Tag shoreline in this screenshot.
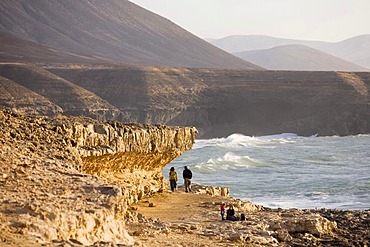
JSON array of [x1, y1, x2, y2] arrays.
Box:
[[126, 183, 370, 246], [1, 110, 368, 246], [166, 133, 370, 212]]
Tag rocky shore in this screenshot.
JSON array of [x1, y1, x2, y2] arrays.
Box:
[[0, 110, 369, 246], [127, 184, 369, 247]]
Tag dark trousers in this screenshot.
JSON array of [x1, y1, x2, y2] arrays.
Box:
[[170, 180, 177, 191], [184, 178, 191, 192]]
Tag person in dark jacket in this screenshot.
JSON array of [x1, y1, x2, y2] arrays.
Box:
[[226, 205, 239, 221], [183, 166, 192, 192]]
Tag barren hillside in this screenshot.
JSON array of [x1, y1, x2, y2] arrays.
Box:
[[0, 0, 261, 70], [1, 62, 369, 137], [0, 32, 108, 64], [0, 63, 124, 120]]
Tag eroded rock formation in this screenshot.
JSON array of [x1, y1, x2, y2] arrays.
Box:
[[1, 110, 369, 246], [61, 118, 197, 203], [0, 110, 197, 245]]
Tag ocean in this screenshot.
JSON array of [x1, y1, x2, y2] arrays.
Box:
[[164, 133, 370, 210]]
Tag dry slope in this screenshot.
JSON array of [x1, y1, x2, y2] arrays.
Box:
[[0, 0, 261, 69]]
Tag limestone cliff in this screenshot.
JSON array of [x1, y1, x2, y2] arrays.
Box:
[[0, 110, 197, 245], [60, 118, 197, 203]]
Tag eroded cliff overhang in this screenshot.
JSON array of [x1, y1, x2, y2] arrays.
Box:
[[0, 110, 198, 245], [58, 120, 198, 176]]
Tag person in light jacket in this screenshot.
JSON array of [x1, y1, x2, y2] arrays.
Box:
[[169, 167, 178, 192]]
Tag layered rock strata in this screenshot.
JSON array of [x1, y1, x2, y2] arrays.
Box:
[[47, 65, 370, 137], [0, 110, 197, 245], [1, 63, 370, 137]]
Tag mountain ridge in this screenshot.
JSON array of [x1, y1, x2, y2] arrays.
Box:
[[0, 1, 369, 137], [210, 34, 370, 69], [0, 0, 262, 70], [233, 44, 368, 71]]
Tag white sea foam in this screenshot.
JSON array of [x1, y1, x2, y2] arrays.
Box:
[[194, 133, 257, 149], [193, 152, 262, 173], [194, 132, 320, 149], [166, 133, 370, 210]]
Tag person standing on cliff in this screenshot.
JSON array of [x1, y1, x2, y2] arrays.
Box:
[[183, 166, 192, 192], [169, 167, 178, 192]]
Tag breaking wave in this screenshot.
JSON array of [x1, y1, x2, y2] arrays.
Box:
[[167, 133, 370, 210]]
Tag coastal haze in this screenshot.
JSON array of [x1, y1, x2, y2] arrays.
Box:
[[1, 0, 370, 246], [130, 0, 370, 42], [210, 34, 370, 71]]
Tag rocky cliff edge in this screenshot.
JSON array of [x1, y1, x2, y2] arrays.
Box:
[[1, 110, 369, 246], [0, 110, 197, 245]]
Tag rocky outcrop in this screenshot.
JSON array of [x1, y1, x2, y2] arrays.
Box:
[[191, 183, 230, 197], [0, 110, 197, 245], [59, 118, 198, 203], [127, 190, 369, 246]]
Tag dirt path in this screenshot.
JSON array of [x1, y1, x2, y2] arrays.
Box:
[[126, 185, 252, 247], [135, 189, 224, 222]]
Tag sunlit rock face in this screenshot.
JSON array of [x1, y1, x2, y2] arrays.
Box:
[[0, 110, 197, 245], [62, 120, 198, 202]]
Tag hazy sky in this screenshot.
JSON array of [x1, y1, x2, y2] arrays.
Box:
[[130, 0, 370, 42]]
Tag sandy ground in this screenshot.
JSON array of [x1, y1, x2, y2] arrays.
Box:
[[127, 186, 248, 247]]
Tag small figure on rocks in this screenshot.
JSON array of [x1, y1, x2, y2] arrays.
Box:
[[183, 166, 192, 192], [220, 203, 226, 220], [240, 213, 246, 221], [169, 167, 178, 192], [226, 205, 239, 221]]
